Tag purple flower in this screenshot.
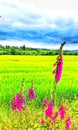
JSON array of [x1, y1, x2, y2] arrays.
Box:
[[54, 111, 59, 123], [45, 102, 54, 118], [52, 52, 63, 83], [65, 116, 71, 130], [55, 53, 63, 82], [59, 105, 67, 120], [28, 87, 36, 100], [53, 62, 57, 66], [52, 70, 56, 74], [11, 97, 16, 110], [49, 128, 53, 130], [40, 119, 45, 125], [11, 93, 26, 111], [42, 99, 48, 107]]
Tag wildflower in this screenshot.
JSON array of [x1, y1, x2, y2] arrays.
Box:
[[21, 94, 27, 104], [52, 52, 63, 82], [45, 102, 54, 118], [59, 105, 67, 120], [54, 111, 59, 123], [49, 128, 53, 130], [40, 119, 45, 125], [52, 70, 56, 74], [50, 120, 54, 125], [42, 99, 48, 107], [65, 116, 71, 130], [11, 93, 26, 111], [28, 87, 36, 100], [52, 42, 65, 83], [53, 62, 57, 66], [55, 52, 63, 82], [11, 97, 16, 110]]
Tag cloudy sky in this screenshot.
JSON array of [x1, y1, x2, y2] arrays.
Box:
[[0, 0, 78, 50]]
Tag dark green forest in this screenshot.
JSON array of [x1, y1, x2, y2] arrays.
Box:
[[0, 44, 78, 55]]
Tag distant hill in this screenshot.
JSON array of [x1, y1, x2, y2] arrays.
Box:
[[71, 50, 78, 52]]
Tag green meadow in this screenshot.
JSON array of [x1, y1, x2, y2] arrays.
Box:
[[0, 55, 78, 129], [0, 55, 78, 103]]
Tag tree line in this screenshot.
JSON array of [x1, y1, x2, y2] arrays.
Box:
[[0, 45, 78, 55]]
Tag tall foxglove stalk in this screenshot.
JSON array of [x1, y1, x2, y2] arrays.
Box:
[[28, 80, 36, 100], [11, 93, 26, 111], [52, 42, 66, 103], [11, 79, 26, 111]]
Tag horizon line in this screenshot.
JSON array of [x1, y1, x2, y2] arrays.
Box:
[[0, 40, 78, 51]]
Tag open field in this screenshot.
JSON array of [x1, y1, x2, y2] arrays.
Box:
[[0, 55, 78, 106], [0, 55, 78, 129]]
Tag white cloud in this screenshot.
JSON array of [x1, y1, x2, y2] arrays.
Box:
[[0, 0, 78, 49], [0, 0, 78, 18], [6, 0, 78, 10], [0, 2, 16, 15], [12, 21, 27, 28], [0, 40, 60, 49], [64, 44, 78, 50]]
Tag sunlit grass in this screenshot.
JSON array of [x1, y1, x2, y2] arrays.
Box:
[[0, 55, 78, 129], [0, 55, 78, 105]]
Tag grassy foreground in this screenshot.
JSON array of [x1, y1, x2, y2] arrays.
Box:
[[0, 55, 78, 129]]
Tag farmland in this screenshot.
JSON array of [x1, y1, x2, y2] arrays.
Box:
[[0, 55, 78, 129], [0, 55, 78, 103]]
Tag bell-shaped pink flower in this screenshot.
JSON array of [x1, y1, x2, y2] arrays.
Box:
[[65, 116, 71, 130], [59, 105, 67, 120], [54, 111, 59, 123], [11, 97, 16, 110], [11, 93, 26, 111], [40, 119, 45, 125], [55, 52, 63, 82], [49, 128, 53, 130], [52, 50, 63, 83], [45, 102, 54, 118], [28, 87, 36, 100], [52, 70, 56, 74], [42, 99, 48, 107], [53, 62, 57, 66]]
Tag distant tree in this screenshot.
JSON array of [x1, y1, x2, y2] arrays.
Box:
[[11, 47, 17, 55], [5, 45, 10, 49], [0, 45, 4, 49], [0, 44, 78, 55], [20, 44, 25, 50]]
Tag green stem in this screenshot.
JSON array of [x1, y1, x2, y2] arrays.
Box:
[[52, 42, 66, 104]]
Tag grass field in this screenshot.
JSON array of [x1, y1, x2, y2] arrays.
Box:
[[0, 55, 78, 106], [0, 55, 78, 129]]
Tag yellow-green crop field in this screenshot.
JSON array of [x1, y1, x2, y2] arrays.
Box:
[[0, 55, 78, 130], [0, 55, 78, 105]]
